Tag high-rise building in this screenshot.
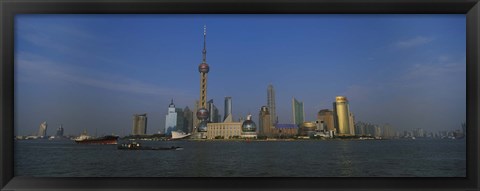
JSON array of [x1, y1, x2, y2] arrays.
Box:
[[317, 109, 335, 132], [349, 112, 355, 136], [132, 113, 148, 135], [165, 99, 178, 136], [56, 124, 64, 137], [224, 96, 232, 122], [38, 121, 47, 137], [259, 106, 272, 136], [196, 25, 210, 134], [208, 99, 220, 123], [183, 106, 193, 133], [267, 84, 277, 125], [292, 97, 305, 126], [333, 96, 353, 136], [176, 107, 184, 133]]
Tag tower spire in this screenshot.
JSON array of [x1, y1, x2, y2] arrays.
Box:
[[202, 25, 207, 63]]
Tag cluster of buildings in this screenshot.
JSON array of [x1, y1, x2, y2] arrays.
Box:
[[130, 25, 386, 140], [16, 122, 67, 140]]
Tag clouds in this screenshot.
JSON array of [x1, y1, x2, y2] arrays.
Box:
[[395, 36, 434, 48], [16, 52, 189, 97]]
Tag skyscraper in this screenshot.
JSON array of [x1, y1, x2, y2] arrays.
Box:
[[165, 99, 178, 135], [132, 113, 147, 135], [333, 96, 353, 136], [38, 121, 47, 137], [224, 96, 232, 122], [259, 106, 272, 136], [292, 97, 305, 126], [183, 106, 193, 133], [317, 109, 335, 132], [208, 99, 220, 123], [267, 84, 277, 125], [56, 124, 64, 137], [196, 25, 210, 133]]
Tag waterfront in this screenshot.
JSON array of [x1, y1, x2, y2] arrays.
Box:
[[15, 139, 465, 177]]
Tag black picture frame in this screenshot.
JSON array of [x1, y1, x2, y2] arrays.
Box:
[[1, 0, 479, 190]]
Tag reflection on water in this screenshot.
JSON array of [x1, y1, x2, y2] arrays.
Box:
[[14, 139, 466, 177]]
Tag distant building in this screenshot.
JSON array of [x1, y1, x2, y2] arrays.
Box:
[[317, 109, 335, 132], [292, 97, 305, 126], [299, 121, 317, 137], [132, 113, 148, 135], [196, 25, 210, 135], [183, 106, 194, 133], [224, 96, 232, 122], [206, 122, 242, 139], [241, 114, 257, 138], [259, 106, 273, 136], [38, 121, 47, 137], [165, 99, 184, 135], [274, 124, 298, 137], [56, 124, 64, 137], [333, 96, 354, 136], [267, 84, 277, 125], [208, 99, 221, 123]]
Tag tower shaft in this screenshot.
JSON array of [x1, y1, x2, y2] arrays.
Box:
[[200, 72, 208, 108]]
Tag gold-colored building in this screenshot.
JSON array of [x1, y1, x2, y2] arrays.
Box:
[[333, 96, 354, 136], [206, 122, 242, 139], [298, 121, 317, 136]]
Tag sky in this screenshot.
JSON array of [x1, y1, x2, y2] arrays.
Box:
[[14, 14, 466, 136]]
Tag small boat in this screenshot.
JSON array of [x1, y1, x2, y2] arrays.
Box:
[[170, 130, 191, 140], [117, 142, 182, 150]]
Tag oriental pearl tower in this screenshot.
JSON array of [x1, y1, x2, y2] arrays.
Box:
[[196, 25, 210, 134]]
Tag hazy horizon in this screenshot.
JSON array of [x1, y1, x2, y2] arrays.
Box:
[[15, 14, 466, 136]]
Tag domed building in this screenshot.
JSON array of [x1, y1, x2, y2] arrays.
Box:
[[241, 114, 257, 138]]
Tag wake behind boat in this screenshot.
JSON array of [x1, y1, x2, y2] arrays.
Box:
[[118, 142, 183, 150]]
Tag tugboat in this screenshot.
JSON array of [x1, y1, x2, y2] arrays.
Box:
[[117, 142, 183, 150]]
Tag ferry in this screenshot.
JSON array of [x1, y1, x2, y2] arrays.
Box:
[[171, 130, 191, 140]]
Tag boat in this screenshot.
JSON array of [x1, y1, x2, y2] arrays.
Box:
[[117, 142, 183, 150], [171, 130, 191, 140], [74, 130, 118, 144]]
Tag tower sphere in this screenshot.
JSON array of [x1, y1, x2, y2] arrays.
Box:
[[196, 108, 210, 120], [198, 63, 210, 73], [242, 119, 257, 132], [197, 120, 208, 132]]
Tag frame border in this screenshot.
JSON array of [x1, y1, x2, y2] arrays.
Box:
[[1, 0, 479, 190]]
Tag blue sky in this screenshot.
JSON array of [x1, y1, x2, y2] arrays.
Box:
[[15, 14, 466, 136]]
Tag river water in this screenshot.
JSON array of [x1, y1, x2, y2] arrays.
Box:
[[14, 139, 466, 177]]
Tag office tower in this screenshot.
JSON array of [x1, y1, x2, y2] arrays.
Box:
[[224, 96, 232, 122], [165, 99, 178, 135], [38, 121, 47, 137], [267, 84, 277, 125], [317, 109, 335, 132], [208, 99, 220, 123], [56, 124, 64, 137], [461, 122, 466, 135], [183, 106, 193, 133], [196, 25, 210, 133], [333, 96, 353, 136], [176, 107, 184, 133], [292, 97, 305, 126], [132, 113, 148, 135], [259, 106, 272, 136], [349, 112, 355, 136]]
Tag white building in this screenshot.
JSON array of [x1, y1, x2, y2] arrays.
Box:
[[165, 100, 178, 136]]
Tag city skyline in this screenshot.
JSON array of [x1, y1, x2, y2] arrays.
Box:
[[15, 14, 466, 136]]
